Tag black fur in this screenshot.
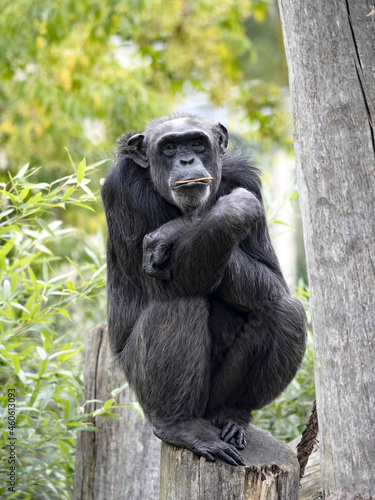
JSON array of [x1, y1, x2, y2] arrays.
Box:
[[102, 114, 307, 466]]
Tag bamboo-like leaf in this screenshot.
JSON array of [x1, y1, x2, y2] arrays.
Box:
[[19, 186, 30, 201], [111, 382, 129, 397], [132, 402, 145, 421], [0, 238, 16, 258], [56, 308, 71, 320], [3, 279, 11, 300], [0, 189, 18, 204], [14, 163, 30, 180], [36, 346, 47, 360], [103, 399, 115, 411], [64, 147, 76, 171], [37, 218, 56, 238], [62, 185, 76, 202], [0, 208, 15, 219], [70, 201, 96, 212], [77, 157, 86, 184]]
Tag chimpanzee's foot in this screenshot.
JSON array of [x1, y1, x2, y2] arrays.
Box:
[[153, 418, 245, 466], [207, 407, 251, 450], [220, 421, 246, 450]]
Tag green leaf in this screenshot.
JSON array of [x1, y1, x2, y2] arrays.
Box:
[[18, 369, 27, 384], [99, 413, 122, 419], [3, 279, 11, 300], [43, 260, 49, 282], [14, 163, 30, 179], [64, 148, 76, 171], [80, 182, 96, 200], [11, 301, 30, 313], [66, 281, 74, 291], [37, 218, 56, 238], [111, 382, 129, 397], [77, 157, 86, 184], [58, 439, 71, 459], [103, 399, 115, 411], [36, 346, 47, 360], [0, 208, 15, 219], [132, 402, 145, 421], [56, 308, 71, 320], [0, 189, 18, 204], [70, 201, 96, 212], [62, 185, 76, 202], [37, 244, 53, 255], [28, 192, 42, 205], [19, 186, 30, 200], [37, 359, 48, 378], [86, 159, 108, 170], [29, 380, 41, 406], [0, 237, 16, 258], [12, 355, 20, 374], [28, 267, 38, 291]]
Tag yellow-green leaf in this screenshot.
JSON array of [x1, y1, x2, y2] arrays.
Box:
[[62, 185, 76, 202], [19, 187, 30, 200], [66, 281, 74, 291], [37, 218, 56, 238], [77, 157, 86, 184]]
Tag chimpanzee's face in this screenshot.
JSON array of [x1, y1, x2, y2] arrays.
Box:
[[127, 115, 228, 214]]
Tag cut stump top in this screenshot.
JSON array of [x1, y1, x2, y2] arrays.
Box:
[[160, 424, 300, 500]]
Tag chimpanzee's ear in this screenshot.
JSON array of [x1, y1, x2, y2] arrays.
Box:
[[127, 133, 148, 168], [212, 122, 228, 156]]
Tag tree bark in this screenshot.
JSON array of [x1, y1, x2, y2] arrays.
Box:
[[73, 324, 161, 500], [159, 425, 300, 500], [278, 1, 375, 498]]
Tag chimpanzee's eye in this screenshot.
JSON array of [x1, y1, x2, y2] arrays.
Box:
[[192, 140, 206, 153], [163, 143, 177, 156]]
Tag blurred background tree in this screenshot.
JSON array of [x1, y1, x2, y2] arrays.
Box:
[[0, 0, 289, 176]]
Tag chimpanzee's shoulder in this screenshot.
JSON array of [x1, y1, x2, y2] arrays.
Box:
[[219, 148, 262, 200]]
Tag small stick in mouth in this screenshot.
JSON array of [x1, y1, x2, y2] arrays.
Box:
[[175, 177, 214, 185]]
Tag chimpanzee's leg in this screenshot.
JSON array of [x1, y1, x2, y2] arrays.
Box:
[[120, 296, 245, 466], [206, 294, 307, 449]]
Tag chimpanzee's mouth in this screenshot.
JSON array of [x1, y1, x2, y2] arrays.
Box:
[[174, 177, 213, 189]]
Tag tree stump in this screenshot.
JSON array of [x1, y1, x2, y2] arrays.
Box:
[[160, 424, 300, 500], [73, 324, 161, 500]]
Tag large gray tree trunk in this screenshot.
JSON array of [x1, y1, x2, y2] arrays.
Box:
[[277, 1, 375, 498]]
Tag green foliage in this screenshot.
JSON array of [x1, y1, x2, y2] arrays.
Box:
[[0, 161, 123, 498], [0, 0, 287, 173]]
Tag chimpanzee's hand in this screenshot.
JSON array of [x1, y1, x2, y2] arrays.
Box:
[[215, 188, 262, 228], [142, 219, 188, 280]]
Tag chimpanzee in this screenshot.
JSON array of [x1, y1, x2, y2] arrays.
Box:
[[101, 113, 307, 466]]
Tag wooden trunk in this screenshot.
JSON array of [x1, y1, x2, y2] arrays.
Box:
[[73, 324, 161, 500], [160, 424, 300, 500], [278, 0, 375, 497]]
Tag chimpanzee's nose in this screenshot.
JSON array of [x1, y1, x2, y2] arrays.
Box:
[[180, 157, 195, 166]]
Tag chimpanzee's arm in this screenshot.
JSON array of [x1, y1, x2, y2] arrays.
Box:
[[145, 188, 262, 296], [213, 239, 290, 313], [144, 190, 289, 307]]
